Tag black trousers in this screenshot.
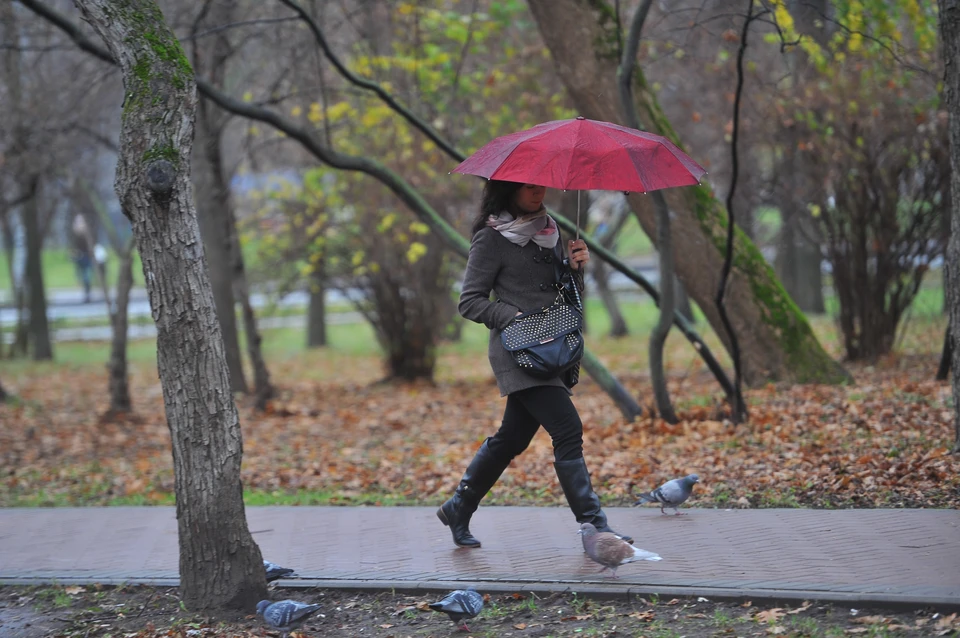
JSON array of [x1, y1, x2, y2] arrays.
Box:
[[486, 385, 583, 463]]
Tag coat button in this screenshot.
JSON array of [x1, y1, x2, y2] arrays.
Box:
[[539, 282, 548, 291]]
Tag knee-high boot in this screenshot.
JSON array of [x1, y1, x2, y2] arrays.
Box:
[[554, 457, 633, 544], [437, 438, 511, 548]]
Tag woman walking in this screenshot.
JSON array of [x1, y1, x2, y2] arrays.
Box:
[[437, 179, 633, 548]]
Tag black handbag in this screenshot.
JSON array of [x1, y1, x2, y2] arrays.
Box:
[[500, 243, 584, 385]]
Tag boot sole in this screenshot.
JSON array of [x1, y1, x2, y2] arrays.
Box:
[[436, 507, 481, 549]]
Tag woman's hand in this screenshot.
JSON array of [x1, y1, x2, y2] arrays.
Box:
[[568, 239, 589, 271]]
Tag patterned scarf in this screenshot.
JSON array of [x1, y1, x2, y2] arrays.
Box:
[[485, 208, 559, 249]]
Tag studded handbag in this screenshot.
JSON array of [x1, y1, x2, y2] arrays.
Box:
[[500, 244, 584, 383]]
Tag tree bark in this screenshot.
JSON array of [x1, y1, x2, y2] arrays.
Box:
[[307, 265, 327, 348], [591, 194, 630, 337], [191, 1, 247, 394], [527, 0, 849, 386], [194, 112, 247, 394], [938, 325, 951, 381], [72, 0, 266, 610], [107, 239, 135, 414], [649, 196, 678, 423], [23, 185, 53, 360], [940, 0, 960, 453], [0, 377, 6, 401]]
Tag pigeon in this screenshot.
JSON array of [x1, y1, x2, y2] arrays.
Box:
[[263, 559, 296, 582], [634, 474, 699, 515], [256, 599, 322, 636], [579, 522, 662, 578], [428, 586, 484, 631]]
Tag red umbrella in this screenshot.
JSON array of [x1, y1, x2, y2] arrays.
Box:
[[452, 116, 706, 193]]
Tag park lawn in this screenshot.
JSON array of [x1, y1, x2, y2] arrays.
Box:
[[0, 291, 955, 510]]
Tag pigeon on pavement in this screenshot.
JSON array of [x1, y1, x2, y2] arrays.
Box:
[[256, 599, 322, 636], [579, 522, 662, 578], [428, 586, 484, 631], [263, 559, 296, 582], [634, 474, 699, 515]]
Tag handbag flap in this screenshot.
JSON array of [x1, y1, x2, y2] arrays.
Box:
[[500, 303, 583, 352]]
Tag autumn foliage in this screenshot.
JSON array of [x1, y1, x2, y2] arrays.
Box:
[[2, 342, 956, 510]]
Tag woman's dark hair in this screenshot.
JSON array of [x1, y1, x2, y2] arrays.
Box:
[[471, 180, 524, 236]]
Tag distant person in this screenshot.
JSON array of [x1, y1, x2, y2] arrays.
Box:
[[71, 214, 93, 303], [93, 243, 108, 290]]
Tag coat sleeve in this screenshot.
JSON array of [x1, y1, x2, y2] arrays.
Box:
[[458, 229, 519, 330]]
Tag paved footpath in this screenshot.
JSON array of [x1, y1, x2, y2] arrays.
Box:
[[1, 507, 958, 608]]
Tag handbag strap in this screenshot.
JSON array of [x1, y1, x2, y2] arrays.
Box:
[[553, 241, 583, 311]]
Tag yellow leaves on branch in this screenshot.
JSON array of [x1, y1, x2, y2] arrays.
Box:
[[406, 242, 427, 263]]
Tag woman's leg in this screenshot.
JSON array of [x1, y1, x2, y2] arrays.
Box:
[[437, 394, 540, 548], [512, 386, 634, 544]]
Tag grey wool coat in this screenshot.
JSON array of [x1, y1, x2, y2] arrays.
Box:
[[458, 224, 574, 397]]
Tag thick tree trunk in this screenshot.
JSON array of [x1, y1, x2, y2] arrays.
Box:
[[776, 216, 825, 314], [938, 325, 951, 381], [528, 0, 848, 386], [107, 241, 135, 414], [23, 186, 53, 360], [940, 0, 960, 453], [73, 0, 266, 610]]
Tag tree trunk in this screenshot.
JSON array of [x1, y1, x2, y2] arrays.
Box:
[[592, 194, 630, 338], [191, 2, 247, 394], [940, 0, 960, 453], [73, 0, 266, 610], [194, 111, 247, 393], [228, 210, 274, 409], [938, 325, 951, 381], [674, 275, 694, 323], [0, 376, 7, 401], [23, 185, 53, 361], [107, 240, 135, 414], [307, 265, 327, 348], [527, 0, 848, 386], [777, 212, 826, 314], [649, 197, 678, 423]]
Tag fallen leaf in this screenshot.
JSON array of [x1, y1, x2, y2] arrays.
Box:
[[378, 624, 393, 629], [64, 586, 86, 595], [755, 608, 785, 623], [787, 601, 813, 614], [513, 622, 527, 630], [628, 611, 654, 620], [853, 615, 889, 625]]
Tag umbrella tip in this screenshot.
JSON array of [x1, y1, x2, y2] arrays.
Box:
[[576, 115, 585, 120]]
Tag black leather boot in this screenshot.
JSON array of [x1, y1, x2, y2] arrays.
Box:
[[437, 439, 510, 548], [554, 457, 634, 544]]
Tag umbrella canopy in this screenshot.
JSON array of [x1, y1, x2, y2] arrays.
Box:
[[452, 117, 706, 193]]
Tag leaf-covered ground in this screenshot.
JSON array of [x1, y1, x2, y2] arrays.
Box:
[[1, 321, 957, 510], [2, 583, 958, 638]]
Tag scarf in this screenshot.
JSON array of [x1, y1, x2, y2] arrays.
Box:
[[485, 208, 560, 249]]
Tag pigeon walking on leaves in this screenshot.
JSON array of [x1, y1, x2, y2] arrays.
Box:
[[634, 474, 699, 515], [256, 599, 322, 636], [579, 522, 662, 578], [428, 586, 484, 632], [263, 559, 297, 582]]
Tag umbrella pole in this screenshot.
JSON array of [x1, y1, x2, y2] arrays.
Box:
[[576, 190, 581, 241]]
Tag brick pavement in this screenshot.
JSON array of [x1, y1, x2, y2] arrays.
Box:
[[1, 506, 958, 608]]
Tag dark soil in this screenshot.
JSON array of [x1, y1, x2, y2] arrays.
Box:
[[1, 584, 957, 637]]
